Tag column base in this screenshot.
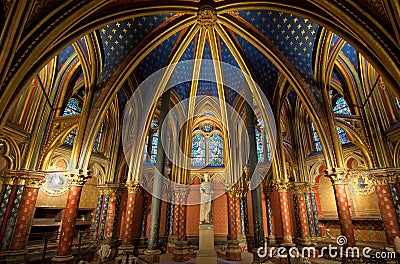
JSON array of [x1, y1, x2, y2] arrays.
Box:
[[143, 249, 161, 263], [251, 248, 262, 264], [297, 237, 313, 246], [167, 235, 177, 253], [0, 250, 27, 263], [197, 249, 217, 264], [173, 241, 189, 262], [226, 240, 241, 261], [51, 255, 75, 264], [267, 235, 278, 246]]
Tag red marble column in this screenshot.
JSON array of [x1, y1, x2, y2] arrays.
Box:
[[104, 185, 120, 240], [10, 175, 45, 251], [374, 176, 400, 246], [274, 180, 293, 245], [292, 184, 311, 244], [52, 170, 91, 263], [325, 169, 356, 247], [173, 187, 189, 262], [120, 183, 140, 247], [226, 188, 241, 260]]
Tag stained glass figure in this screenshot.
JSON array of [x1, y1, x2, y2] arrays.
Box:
[[255, 128, 265, 162], [201, 123, 213, 133], [209, 133, 223, 166], [63, 98, 82, 116], [310, 122, 322, 152], [333, 97, 351, 115], [93, 122, 104, 153], [64, 128, 77, 146], [192, 133, 206, 166], [337, 127, 350, 144]]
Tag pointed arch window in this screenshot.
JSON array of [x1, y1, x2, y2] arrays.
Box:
[[143, 120, 160, 164], [64, 128, 77, 146], [310, 122, 322, 152], [333, 97, 351, 115], [255, 128, 264, 162], [337, 127, 350, 144], [192, 133, 206, 167], [209, 133, 223, 166], [63, 98, 82, 116]]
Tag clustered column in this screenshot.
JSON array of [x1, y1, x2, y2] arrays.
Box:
[[291, 184, 311, 245], [274, 180, 293, 245], [172, 187, 189, 262], [373, 175, 400, 245], [52, 170, 91, 263], [325, 168, 356, 247], [226, 187, 241, 260], [104, 184, 121, 240], [118, 182, 140, 255], [0, 170, 45, 262]]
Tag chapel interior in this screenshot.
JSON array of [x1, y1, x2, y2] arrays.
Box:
[[0, 0, 400, 263]]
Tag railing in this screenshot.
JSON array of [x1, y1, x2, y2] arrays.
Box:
[[27, 229, 98, 263]]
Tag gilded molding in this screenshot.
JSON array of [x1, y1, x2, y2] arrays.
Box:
[[273, 180, 290, 192], [68, 170, 91, 186], [1, 169, 46, 188], [324, 168, 349, 185]]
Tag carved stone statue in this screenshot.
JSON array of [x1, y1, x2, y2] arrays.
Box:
[[200, 173, 214, 224]]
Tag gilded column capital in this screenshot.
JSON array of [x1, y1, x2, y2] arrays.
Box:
[[126, 182, 141, 194], [291, 183, 307, 195], [101, 184, 122, 196], [1, 169, 46, 187], [173, 185, 190, 199], [324, 168, 348, 185], [273, 180, 290, 192], [372, 175, 391, 186], [197, 5, 217, 29], [68, 170, 91, 186]]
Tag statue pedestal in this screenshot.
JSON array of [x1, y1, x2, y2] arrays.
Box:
[[196, 224, 217, 264]]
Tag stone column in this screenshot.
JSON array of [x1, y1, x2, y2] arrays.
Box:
[[92, 189, 104, 239], [264, 187, 276, 244], [226, 188, 241, 260], [274, 180, 293, 245], [373, 176, 400, 246], [98, 186, 109, 240], [173, 187, 189, 262], [309, 185, 321, 237], [325, 168, 356, 247], [104, 184, 121, 240], [140, 192, 149, 242], [292, 184, 311, 245], [0, 170, 45, 263], [303, 187, 316, 239], [52, 170, 91, 263], [118, 182, 140, 256], [239, 189, 249, 236]]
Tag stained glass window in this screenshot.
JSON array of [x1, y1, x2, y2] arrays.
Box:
[[337, 127, 350, 144], [333, 97, 351, 115], [310, 122, 322, 152], [63, 98, 82, 116], [255, 128, 265, 162], [192, 133, 206, 166], [150, 129, 159, 164], [209, 133, 223, 166], [201, 123, 213, 133], [64, 128, 77, 146], [93, 122, 104, 153]]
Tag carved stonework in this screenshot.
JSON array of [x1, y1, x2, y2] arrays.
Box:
[[68, 170, 91, 186], [274, 180, 290, 192], [197, 6, 217, 29], [126, 182, 140, 194], [291, 183, 308, 195], [324, 168, 349, 185]]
